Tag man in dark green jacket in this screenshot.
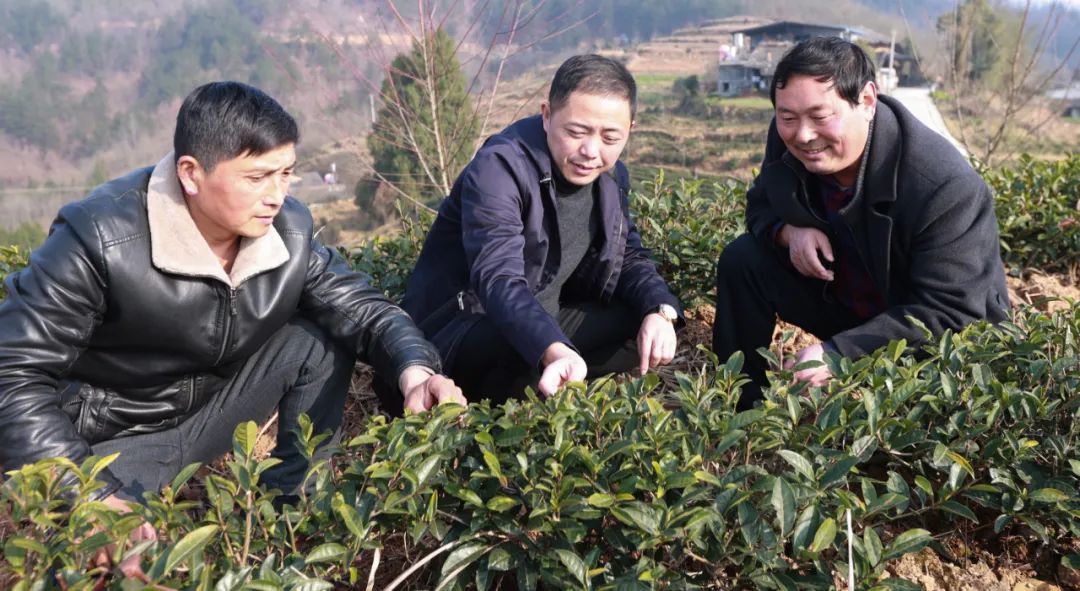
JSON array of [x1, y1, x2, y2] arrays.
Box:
[[713, 37, 1010, 404]]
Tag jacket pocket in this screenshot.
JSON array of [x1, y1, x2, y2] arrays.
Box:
[[419, 291, 486, 370], [73, 383, 112, 443]]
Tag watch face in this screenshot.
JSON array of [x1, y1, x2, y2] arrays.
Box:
[[659, 304, 677, 321]]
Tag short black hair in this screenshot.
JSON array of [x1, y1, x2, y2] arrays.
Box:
[[548, 54, 637, 119], [771, 37, 876, 107], [174, 81, 299, 172]]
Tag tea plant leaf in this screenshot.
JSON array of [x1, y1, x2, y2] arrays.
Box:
[[486, 496, 519, 512], [821, 456, 859, 488], [611, 502, 660, 536], [863, 526, 883, 566], [587, 493, 616, 508], [882, 529, 932, 562], [163, 524, 219, 575], [554, 549, 588, 588], [306, 543, 347, 564], [772, 477, 796, 537], [1029, 488, 1069, 503], [233, 421, 258, 458], [938, 500, 978, 523], [809, 518, 837, 554], [777, 450, 814, 481], [440, 542, 493, 582]]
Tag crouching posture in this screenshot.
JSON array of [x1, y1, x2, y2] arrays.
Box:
[[386, 55, 684, 413], [0, 81, 463, 511], [713, 37, 1010, 405]]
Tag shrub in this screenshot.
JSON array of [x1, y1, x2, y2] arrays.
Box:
[[343, 204, 432, 302], [3, 306, 1079, 589], [983, 153, 1080, 277], [631, 171, 748, 307], [3, 164, 1080, 589], [0, 245, 30, 301]]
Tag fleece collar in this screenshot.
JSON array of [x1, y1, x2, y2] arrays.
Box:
[[146, 152, 289, 288]]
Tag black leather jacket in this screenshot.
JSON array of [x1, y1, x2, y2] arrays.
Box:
[[0, 166, 440, 495]]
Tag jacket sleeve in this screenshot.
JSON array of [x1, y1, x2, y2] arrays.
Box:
[[0, 211, 121, 498], [827, 175, 1008, 357], [460, 150, 572, 369], [611, 164, 683, 323], [745, 119, 789, 243], [299, 235, 442, 385]]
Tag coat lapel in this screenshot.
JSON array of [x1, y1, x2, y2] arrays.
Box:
[[862, 99, 902, 298]]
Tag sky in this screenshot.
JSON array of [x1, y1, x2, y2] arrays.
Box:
[[1023, 0, 1080, 9]]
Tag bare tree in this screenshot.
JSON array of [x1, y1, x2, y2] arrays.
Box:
[[314, 0, 590, 224], [937, 0, 1079, 166]]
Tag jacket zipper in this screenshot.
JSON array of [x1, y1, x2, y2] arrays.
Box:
[[600, 201, 624, 298], [214, 287, 237, 365]]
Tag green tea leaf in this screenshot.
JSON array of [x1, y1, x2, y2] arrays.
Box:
[[771, 477, 796, 538], [1029, 488, 1069, 503], [882, 528, 931, 562], [777, 450, 814, 481], [809, 518, 837, 553], [164, 524, 219, 575], [306, 543, 348, 565]]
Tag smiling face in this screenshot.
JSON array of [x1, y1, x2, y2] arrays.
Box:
[[177, 143, 296, 248], [774, 74, 877, 187], [541, 91, 633, 186]]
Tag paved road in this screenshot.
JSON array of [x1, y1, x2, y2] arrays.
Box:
[[888, 86, 968, 158]]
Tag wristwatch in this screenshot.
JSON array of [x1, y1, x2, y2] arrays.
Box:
[[653, 303, 678, 323]]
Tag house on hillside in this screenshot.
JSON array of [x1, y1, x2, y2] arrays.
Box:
[[1047, 84, 1080, 118], [716, 40, 792, 97], [736, 20, 889, 51], [715, 19, 923, 97]]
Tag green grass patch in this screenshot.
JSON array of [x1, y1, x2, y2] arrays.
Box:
[[633, 73, 682, 89], [707, 95, 773, 110]]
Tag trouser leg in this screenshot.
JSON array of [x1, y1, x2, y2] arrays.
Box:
[[713, 234, 861, 406], [557, 300, 641, 378], [377, 300, 644, 414], [92, 318, 354, 500]]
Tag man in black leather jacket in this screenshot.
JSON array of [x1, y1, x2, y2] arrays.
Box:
[[0, 82, 463, 510]]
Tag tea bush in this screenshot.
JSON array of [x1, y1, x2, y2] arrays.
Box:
[[2, 160, 1080, 589], [982, 153, 1080, 276], [3, 307, 1079, 589], [0, 245, 30, 301], [631, 171, 748, 306]]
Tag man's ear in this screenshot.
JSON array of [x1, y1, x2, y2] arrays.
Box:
[[860, 81, 878, 119], [176, 155, 202, 197], [540, 101, 551, 132]]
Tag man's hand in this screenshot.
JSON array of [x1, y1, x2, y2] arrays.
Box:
[[400, 367, 466, 414], [637, 313, 677, 376], [778, 225, 835, 281], [92, 494, 156, 582], [783, 343, 833, 387], [538, 342, 587, 396]]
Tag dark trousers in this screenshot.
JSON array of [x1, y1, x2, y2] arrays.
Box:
[[713, 234, 863, 406], [376, 301, 641, 416], [90, 319, 354, 501]]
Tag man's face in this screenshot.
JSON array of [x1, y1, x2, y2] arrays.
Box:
[[179, 143, 296, 244], [542, 91, 633, 186], [774, 75, 876, 186]]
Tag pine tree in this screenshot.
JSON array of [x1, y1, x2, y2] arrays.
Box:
[[357, 28, 478, 213]]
